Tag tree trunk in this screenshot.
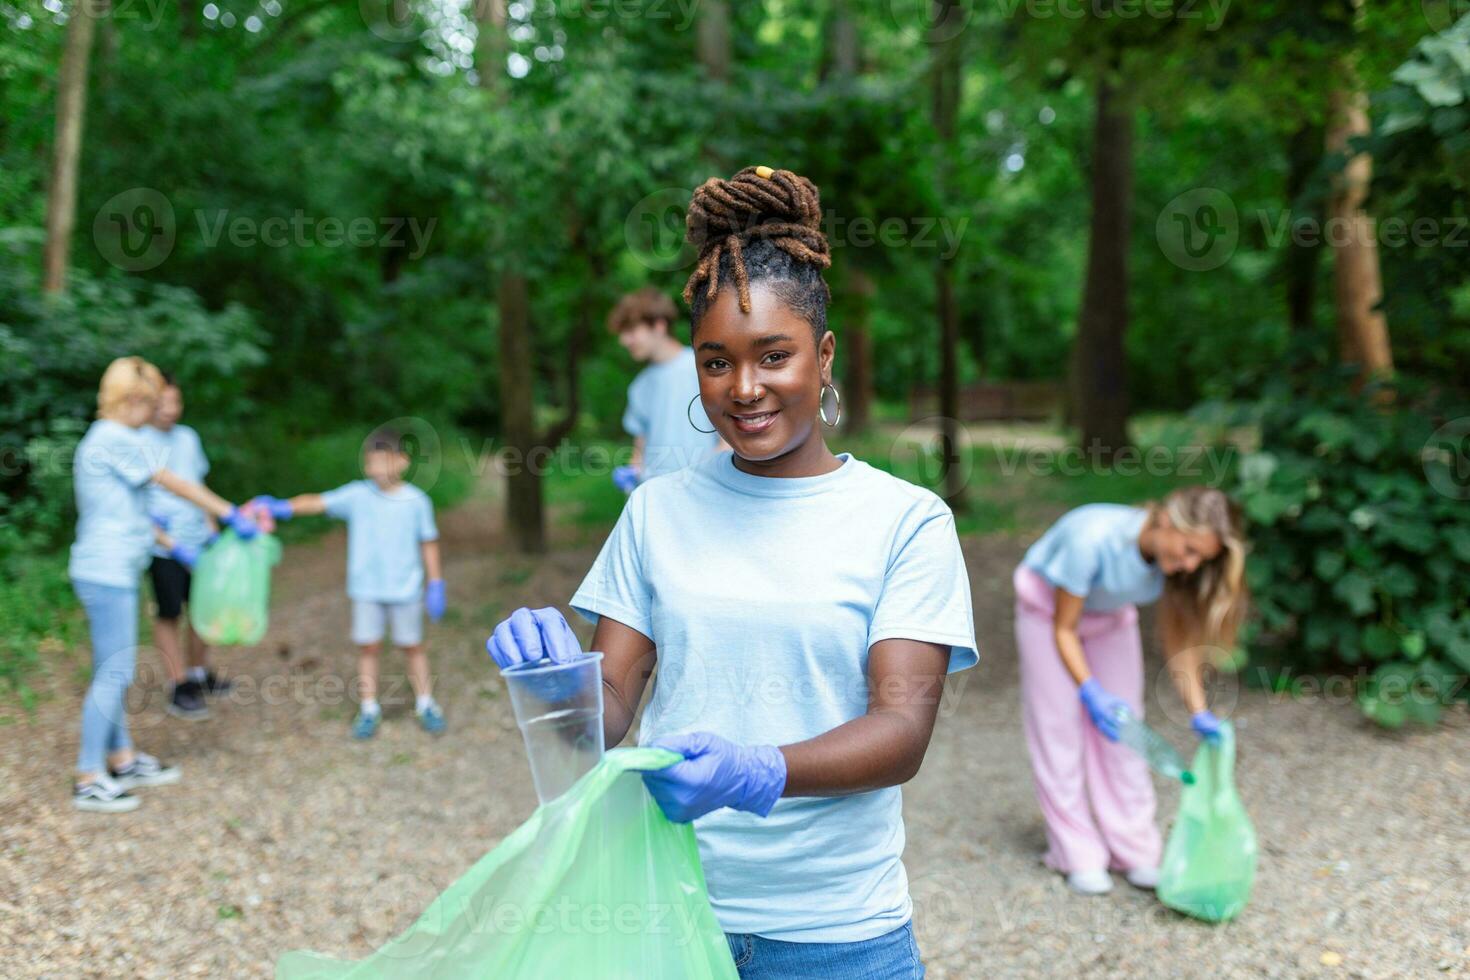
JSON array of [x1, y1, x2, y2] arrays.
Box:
[[1325, 80, 1392, 377], [1072, 72, 1133, 457], [42, 1, 99, 294], [497, 271, 545, 554], [1284, 123, 1323, 334], [930, 0, 965, 509], [843, 267, 875, 434], [696, 0, 731, 83]]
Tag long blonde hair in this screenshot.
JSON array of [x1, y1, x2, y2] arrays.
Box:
[[96, 356, 163, 419], [1153, 486, 1249, 653]]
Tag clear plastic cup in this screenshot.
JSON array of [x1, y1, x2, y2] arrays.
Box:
[[500, 652, 606, 805]]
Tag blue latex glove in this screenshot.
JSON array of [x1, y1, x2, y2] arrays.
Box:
[[1191, 709, 1223, 743], [425, 579, 446, 622], [249, 494, 294, 520], [611, 465, 640, 494], [170, 543, 201, 569], [221, 507, 260, 540], [486, 606, 583, 669], [149, 514, 170, 532], [1079, 678, 1128, 742], [641, 732, 787, 823]]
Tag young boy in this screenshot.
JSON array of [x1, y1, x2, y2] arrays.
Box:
[[142, 374, 226, 721], [252, 428, 447, 738], [607, 287, 725, 490]]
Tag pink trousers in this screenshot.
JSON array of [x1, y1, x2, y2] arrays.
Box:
[[1013, 566, 1162, 874]]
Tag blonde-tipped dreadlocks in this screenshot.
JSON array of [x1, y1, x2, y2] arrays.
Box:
[[682, 166, 832, 334]]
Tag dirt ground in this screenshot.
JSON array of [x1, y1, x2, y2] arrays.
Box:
[[3, 475, 1468, 979]]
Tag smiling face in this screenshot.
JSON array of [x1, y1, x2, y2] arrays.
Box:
[[693, 285, 834, 465], [1150, 512, 1223, 576]]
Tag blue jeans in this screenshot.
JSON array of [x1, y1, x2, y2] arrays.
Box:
[[726, 922, 925, 979], [73, 579, 138, 774]]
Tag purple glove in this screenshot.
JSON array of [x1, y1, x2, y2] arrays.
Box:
[[641, 732, 787, 823], [425, 579, 446, 622], [1079, 678, 1128, 742], [1191, 709, 1223, 742], [487, 607, 590, 701], [221, 506, 260, 540], [170, 543, 201, 569], [249, 495, 294, 520], [150, 514, 170, 532], [612, 465, 640, 494]]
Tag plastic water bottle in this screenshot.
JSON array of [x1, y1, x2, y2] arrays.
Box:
[[1115, 707, 1195, 784]]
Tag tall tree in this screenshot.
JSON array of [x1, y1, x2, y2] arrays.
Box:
[[42, 0, 100, 293], [930, 0, 966, 508]]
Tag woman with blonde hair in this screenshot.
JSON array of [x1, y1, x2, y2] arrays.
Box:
[[69, 356, 260, 813], [1013, 486, 1247, 895]]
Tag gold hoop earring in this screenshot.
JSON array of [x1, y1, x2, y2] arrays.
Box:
[[687, 393, 717, 434], [819, 383, 841, 428]]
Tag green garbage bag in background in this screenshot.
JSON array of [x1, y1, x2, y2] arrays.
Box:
[[277, 748, 739, 980], [190, 529, 281, 646], [1157, 720, 1257, 922]]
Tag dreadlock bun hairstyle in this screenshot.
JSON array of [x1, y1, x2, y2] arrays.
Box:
[[682, 166, 832, 337]]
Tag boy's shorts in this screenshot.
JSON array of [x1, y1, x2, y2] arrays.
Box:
[[351, 600, 424, 647], [149, 556, 191, 620]]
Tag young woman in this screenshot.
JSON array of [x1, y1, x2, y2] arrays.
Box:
[[488, 166, 978, 978], [69, 357, 259, 813], [1013, 489, 1247, 895]]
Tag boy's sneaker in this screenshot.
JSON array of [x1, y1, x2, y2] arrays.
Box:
[[166, 681, 209, 721], [73, 775, 140, 813], [352, 711, 381, 740], [199, 670, 233, 696], [109, 752, 182, 790], [417, 702, 446, 735]]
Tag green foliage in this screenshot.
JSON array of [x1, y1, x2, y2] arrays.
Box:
[[1232, 367, 1470, 728]]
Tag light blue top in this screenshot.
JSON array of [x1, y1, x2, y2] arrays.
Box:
[[142, 424, 212, 558], [320, 480, 438, 603], [1021, 503, 1164, 612], [69, 419, 164, 589], [622, 346, 720, 479], [571, 451, 978, 943]]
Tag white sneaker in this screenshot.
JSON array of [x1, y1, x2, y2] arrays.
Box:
[[109, 752, 181, 790], [1126, 866, 1160, 890], [1067, 870, 1114, 895], [73, 774, 141, 813]]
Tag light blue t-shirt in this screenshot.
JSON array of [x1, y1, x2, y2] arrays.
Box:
[[141, 424, 212, 558], [571, 451, 978, 943], [1022, 503, 1164, 612], [70, 419, 165, 589], [320, 481, 438, 603], [622, 346, 720, 479]]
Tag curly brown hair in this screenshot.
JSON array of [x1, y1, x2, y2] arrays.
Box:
[[606, 287, 679, 336]]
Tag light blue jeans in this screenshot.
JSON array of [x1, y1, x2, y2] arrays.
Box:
[[73, 579, 138, 774], [725, 921, 925, 979]]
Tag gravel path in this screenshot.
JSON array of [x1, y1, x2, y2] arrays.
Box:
[[3, 476, 1467, 979]]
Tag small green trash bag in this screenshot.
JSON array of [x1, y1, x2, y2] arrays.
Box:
[[1157, 720, 1257, 923], [276, 748, 739, 980], [189, 529, 281, 646]]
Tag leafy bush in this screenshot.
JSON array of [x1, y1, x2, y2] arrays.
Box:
[[1232, 367, 1470, 727]]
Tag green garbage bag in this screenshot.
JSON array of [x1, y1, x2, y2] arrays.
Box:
[[277, 748, 739, 980], [1157, 721, 1257, 922], [189, 529, 281, 646]]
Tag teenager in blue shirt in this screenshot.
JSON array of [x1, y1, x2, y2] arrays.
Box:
[[607, 286, 725, 491], [489, 167, 977, 978]]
